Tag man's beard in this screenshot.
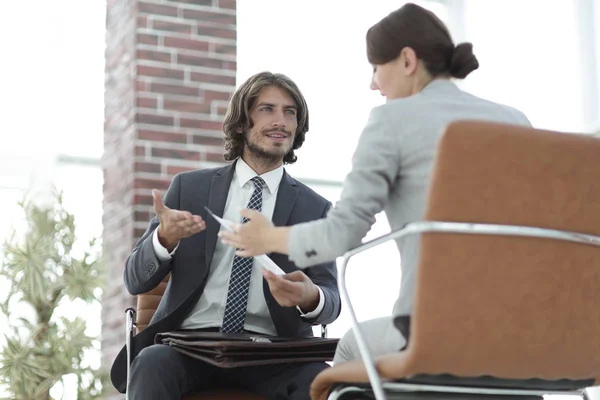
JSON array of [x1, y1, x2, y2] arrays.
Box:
[[243, 132, 291, 163]]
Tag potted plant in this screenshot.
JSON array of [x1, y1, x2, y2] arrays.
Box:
[[0, 191, 107, 399]]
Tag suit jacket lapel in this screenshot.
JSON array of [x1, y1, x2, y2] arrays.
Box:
[[271, 170, 299, 227], [205, 163, 235, 269]]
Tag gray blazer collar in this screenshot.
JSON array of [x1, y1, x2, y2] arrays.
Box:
[[421, 78, 459, 94]]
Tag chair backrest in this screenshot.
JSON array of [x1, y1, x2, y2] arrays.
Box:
[[136, 274, 170, 333], [400, 121, 600, 383]]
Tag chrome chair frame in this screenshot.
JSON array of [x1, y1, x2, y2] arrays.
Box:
[[125, 307, 136, 400], [333, 221, 600, 400]]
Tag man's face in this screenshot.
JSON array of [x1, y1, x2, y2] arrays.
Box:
[[241, 86, 298, 163]]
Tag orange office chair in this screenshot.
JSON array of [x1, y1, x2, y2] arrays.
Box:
[[311, 121, 600, 400]]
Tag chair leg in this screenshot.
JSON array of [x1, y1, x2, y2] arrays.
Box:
[[125, 308, 136, 400]]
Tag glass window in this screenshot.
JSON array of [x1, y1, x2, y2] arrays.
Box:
[[458, 0, 585, 132]]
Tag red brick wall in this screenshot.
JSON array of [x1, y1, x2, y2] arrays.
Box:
[[102, 0, 236, 396]]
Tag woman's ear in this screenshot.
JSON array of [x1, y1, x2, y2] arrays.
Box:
[[400, 47, 419, 75]]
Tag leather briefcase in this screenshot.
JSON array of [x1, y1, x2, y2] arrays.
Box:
[[155, 330, 339, 368]]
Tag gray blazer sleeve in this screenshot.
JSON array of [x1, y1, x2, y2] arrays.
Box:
[[288, 105, 401, 267], [123, 174, 182, 295]]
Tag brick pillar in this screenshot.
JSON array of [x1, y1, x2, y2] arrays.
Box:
[[102, 0, 236, 396]]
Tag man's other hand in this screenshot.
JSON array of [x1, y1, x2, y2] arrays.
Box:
[[262, 269, 319, 312]]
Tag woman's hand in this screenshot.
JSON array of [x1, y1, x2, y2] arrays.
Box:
[[219, 209, 288, 257]]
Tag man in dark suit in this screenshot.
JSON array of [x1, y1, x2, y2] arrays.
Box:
[[109, 71, 341, 399]]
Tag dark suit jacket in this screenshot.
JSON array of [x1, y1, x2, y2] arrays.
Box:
[[110, 162, 341, 393]]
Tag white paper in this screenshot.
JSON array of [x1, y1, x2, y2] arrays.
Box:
[[205, 207, 285, 275]]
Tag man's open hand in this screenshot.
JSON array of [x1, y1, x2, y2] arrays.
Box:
[[153, 189, 205, 252]]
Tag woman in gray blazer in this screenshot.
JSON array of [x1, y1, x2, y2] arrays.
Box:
[[220, 3, 531, 362]]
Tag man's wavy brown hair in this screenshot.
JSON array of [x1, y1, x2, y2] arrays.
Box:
[[222, 72, 309, 164]]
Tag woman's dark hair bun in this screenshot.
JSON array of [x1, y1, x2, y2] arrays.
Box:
[[449, 42, 479, 79]]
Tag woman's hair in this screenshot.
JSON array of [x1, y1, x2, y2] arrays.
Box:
[[366, 3, 479, 79], [222, 72, 309, 164]]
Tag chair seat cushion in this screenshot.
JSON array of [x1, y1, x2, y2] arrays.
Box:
[[311, 354, 593, 400], [327, 376, 590, 400]]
